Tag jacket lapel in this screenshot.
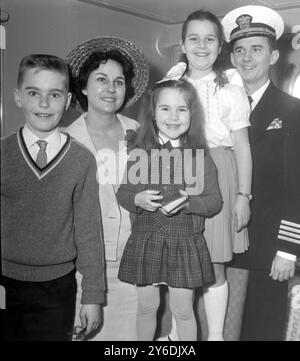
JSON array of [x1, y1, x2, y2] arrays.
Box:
[[65, 114, 139, 217], [65, 114, 97, 154], [250, 83, 277, 140]]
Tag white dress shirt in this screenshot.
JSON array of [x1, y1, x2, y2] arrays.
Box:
[[22, 125, 67, 164], [249, 79, 270, 110]]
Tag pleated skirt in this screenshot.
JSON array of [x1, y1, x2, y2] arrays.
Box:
[[118, 230, 215, 289], [204, 147, 249, 262]]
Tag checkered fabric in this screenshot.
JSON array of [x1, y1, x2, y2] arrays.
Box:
[[118, 146, 214, 288]]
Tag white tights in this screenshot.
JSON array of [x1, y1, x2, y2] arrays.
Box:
[[136, 285, 196, 341]]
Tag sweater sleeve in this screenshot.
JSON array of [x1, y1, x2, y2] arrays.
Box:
[[73, 155, 106, 304], [184, 153, 223, 217], [116, 158, 145, 213]]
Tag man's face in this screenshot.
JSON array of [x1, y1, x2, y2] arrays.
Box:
[[231, 36, 279, 91]]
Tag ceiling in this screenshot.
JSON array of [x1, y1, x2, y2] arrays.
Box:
[[78, 0, 300, 24]]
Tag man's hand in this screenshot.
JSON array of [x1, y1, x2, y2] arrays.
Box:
[[269, 255, 295, 281], [80, 304, 102, 336]]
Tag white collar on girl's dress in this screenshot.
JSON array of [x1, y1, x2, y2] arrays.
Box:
[[158, 131, 181, 147], [187, 71, 216, 82]]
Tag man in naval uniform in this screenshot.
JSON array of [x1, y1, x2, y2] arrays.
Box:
[[222, 5, 300, 341]]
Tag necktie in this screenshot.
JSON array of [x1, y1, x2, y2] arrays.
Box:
[[36, 140, 48, 168], [248, 95, 253, 108]]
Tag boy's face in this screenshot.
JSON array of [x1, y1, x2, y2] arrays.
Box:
[[14, 68, 71, 138]]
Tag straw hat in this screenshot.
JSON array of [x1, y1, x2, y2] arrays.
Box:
[[66, 36, 150, 109]]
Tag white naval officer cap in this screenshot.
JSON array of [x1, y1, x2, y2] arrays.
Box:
[[222, 5, 284, 43]]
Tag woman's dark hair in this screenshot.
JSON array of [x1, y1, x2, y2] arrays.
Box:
[[131, 79, 207, 152], [180, 9, 229, 87], [71, 49, 135, 112]]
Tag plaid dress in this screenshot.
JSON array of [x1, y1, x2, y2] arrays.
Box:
[[118, 143, 215, 289]]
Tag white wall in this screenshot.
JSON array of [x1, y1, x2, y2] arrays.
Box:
[[161, 9, 300, 54], [1, 0, 170, 136], [2, 1, 300, 136]]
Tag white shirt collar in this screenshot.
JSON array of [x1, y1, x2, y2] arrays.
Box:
[[158, 131, 181, 147], [249, 79, 270, 110], [22, 124, 40, 148], [23, 124, 62, 149], [22, 124, 66, 163]]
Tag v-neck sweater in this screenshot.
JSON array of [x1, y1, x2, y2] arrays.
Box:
[[1, 129, 106, 304]]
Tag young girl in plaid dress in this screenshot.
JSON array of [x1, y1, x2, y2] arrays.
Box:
[[116, 79, 222, 340]]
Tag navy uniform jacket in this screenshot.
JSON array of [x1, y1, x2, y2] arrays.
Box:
[[233, 82, 300, 270]]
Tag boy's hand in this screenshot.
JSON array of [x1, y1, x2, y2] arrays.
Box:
[[135, 190, 162, 211], [80, 304, 101, 336]]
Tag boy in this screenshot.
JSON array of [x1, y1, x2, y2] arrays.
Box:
[[1, 54, 106, 341]]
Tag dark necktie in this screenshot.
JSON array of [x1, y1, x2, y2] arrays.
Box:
[[36, 140, 48, 168], [247, 96, 254, 126], [248, 95, 253, 108]]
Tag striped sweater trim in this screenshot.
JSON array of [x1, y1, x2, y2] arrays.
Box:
[[278, 220, 300, 245], [17, 128, 72, 180]]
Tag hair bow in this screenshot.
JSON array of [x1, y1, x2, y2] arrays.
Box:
[[157, 62, 187, 83]]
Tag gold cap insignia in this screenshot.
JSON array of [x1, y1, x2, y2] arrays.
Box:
[[236, 14, 253, 30]]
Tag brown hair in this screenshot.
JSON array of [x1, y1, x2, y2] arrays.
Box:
[[131, 79, 207, 152], [71, 50, 135, 112], [17, 54, 69, 90], [180, 9, 229, 88]]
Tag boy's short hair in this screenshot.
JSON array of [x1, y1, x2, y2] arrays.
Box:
[[17, 54, 70, 90]]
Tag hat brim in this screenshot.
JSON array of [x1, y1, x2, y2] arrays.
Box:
[[222, 5, 284, 43], [66, 36, 149, 111]]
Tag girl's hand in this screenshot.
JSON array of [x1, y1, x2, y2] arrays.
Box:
[[232, 196, 251, 232], [135, 190, 163, 211], [160, 190, 189, 216]]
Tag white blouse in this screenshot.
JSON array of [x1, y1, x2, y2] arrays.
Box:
[[187, 72, 250, 148]]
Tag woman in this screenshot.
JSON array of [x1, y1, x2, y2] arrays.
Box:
[[65, 36, 149, 340]]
